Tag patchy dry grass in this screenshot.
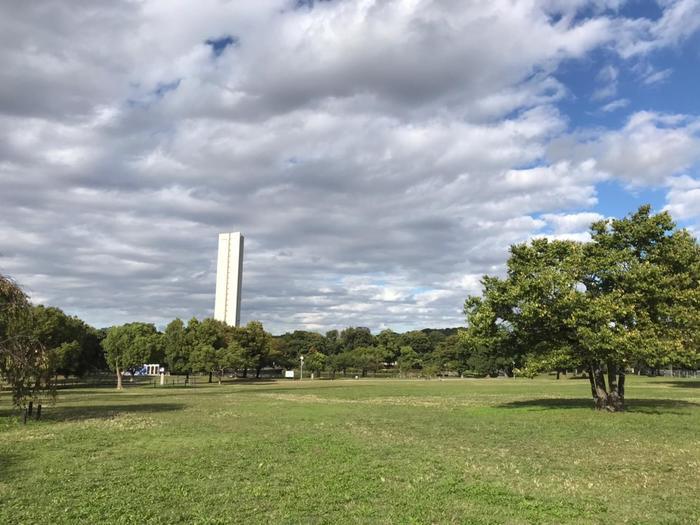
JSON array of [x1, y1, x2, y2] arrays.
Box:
[[1, 376, 698, 524]]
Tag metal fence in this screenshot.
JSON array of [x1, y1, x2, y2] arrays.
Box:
[[655, 369, 699, 378]]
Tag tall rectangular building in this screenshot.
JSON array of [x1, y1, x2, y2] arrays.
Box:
[[214, 232, 244, 326]]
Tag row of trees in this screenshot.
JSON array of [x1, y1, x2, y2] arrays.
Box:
[[270, 327, 502, 378], [103, 319, 272, 389], [3, 205, 699, 412], [2, 280, 487, 403], [102, 320, 488, 387]]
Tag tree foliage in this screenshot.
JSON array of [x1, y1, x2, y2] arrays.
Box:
[[0, 275, 55, 408], [464, 206, 700, 410], [30, 305, 105, 377], [103, 323, 162, 389]]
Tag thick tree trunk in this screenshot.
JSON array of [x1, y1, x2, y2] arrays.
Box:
[[256, 367, 262, 379], [208, 371, 212, 383], [588, 363, 625, 411], [607, 364, 625, 411], [116, 367, 123, 390], [242, 368, 248, 378], [592, 365, 609, 410]]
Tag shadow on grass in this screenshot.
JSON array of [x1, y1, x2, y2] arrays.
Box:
[[0, 451, 23, 482], [0, 402, 185, 422], [657, 380, 700, 389], [499, 397, 699, 414], [243, 383, 383, 395]]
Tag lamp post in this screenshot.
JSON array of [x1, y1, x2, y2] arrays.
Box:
[[300, 355, 304, 381]]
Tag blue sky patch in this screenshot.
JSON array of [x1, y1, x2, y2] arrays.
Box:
[[205, 35, 238, 57]]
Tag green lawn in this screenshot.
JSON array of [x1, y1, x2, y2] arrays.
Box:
[[1, 376, 698, 524]]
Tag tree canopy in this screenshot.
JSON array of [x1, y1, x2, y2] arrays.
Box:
[[0, 275, 55, 408], [103, 322, 162, 390], [464, 206, 700, 410]]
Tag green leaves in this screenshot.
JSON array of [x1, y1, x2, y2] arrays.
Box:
[[103, 322, 161, 373], [0, 275, 55, 408], [465, 205, 700, 379]]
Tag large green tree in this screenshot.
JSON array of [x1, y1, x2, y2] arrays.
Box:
[[376, 329, 401, 363], [304, 349, 327, 377], [163, 318, 191, 378], [103, 323, 162, 390], [30, 305, 105, 377], [0, 275, 55, 409], [396, 346, 421, 376], [464, 206, 700, 411], [276, 330, 326, 368], [340, 327, 374, 352], [400, 330, 433, 355], [233, 321, 272, 378], [349, 346, 384, 377], [185, 318, 227, 382]]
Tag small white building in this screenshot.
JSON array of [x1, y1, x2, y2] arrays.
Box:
[[144, 364, 163, 376]]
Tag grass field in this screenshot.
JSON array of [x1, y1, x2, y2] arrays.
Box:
[[1, 376, 698, 524]]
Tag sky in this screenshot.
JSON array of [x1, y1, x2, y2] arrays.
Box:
[[1, 0, 700, 334]]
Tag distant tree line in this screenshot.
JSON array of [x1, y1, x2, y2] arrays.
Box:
[[2, 282, 513, 401], [103, 320, 492, 388], [3, 206, 699, 413], [269, 326, 495, 379]]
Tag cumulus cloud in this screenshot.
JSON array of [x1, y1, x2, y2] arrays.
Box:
[[616, 0, 700, 57], [1, 0, 699, 333], [550, 111, 700, 186], [542, 212, 605, 233], [664, 176, 700, 220]]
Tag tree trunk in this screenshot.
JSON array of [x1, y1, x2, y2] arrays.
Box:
[[588, 363, 625, 412], [591, 364, 610, 410], [242, 368, 248, 378], [116, 367, 123, 390], [587, 365, 597, 400], [618, 370, 625, 401], [606, 363, 625, 411], [256, 367, 261, 379], [208, 371, 212, 383], [556, 369, 561, 380]]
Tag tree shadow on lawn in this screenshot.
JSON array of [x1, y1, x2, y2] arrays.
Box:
[[243, 383, 383, 395], [657, 380, 700, 389], [499, 397, 699, 414], [0, 451, 24, 483], [0, 402, 185, 422]]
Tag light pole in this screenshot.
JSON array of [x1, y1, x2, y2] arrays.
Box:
[[300, 355, 304, 381]]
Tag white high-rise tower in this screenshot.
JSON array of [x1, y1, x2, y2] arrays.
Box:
[[214, 232, 244, 326]]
